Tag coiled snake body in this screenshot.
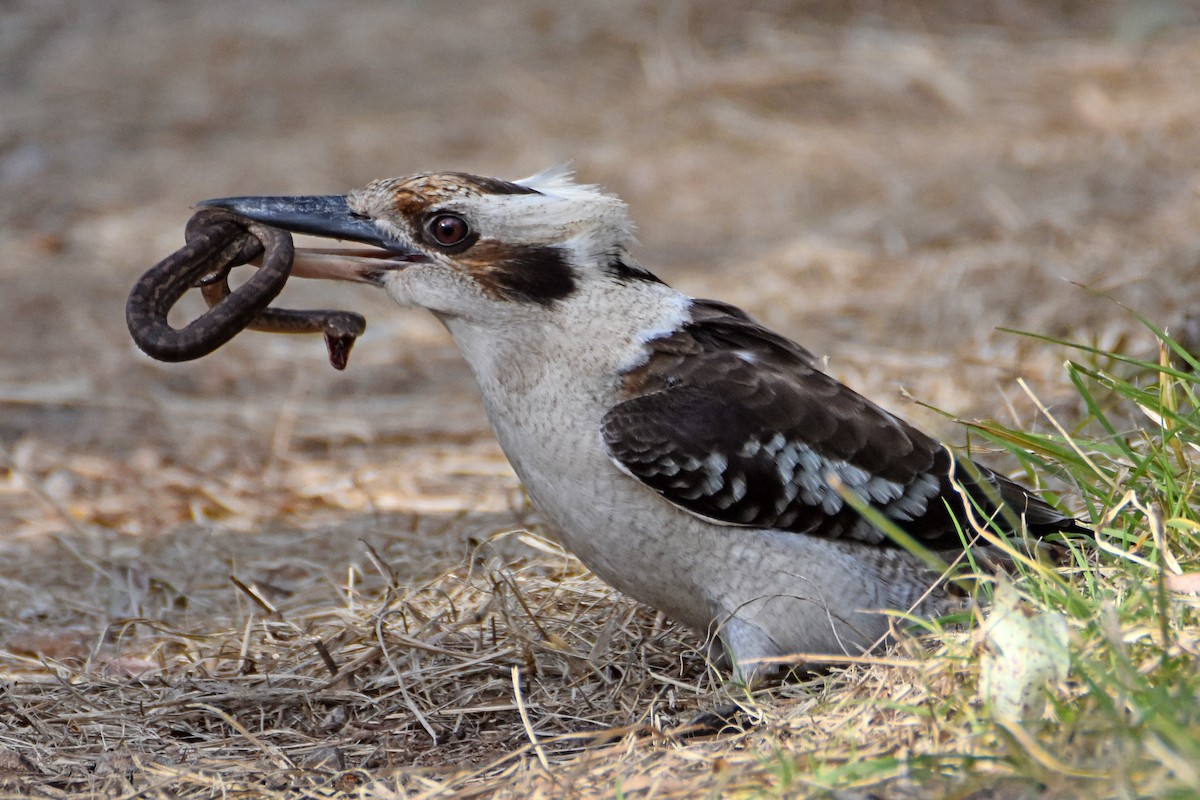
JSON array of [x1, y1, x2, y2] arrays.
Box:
[[125, 208, 365, 370]]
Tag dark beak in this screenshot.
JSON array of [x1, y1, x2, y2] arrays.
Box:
[[198, 194, 397, 247], [197, 194, 421, 284]]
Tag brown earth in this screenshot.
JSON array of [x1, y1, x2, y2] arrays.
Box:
[[1, 1, 1199, 797]]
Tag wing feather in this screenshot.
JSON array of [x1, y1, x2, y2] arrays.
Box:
[[603, 299, 1083, 548]]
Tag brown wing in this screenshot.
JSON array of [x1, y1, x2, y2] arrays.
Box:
[[602, 299, 1083, 548]]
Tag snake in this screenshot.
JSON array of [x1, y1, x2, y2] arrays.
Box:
[[125, 208, 366, 370]]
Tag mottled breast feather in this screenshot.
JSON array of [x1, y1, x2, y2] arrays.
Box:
[[602, 299, 1083, 549]]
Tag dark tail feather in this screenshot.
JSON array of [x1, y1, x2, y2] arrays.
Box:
[[975, 463, 1090, 537]]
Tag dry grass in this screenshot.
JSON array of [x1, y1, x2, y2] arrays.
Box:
[[3, 1, 1200, 797], [0, 514, 1006, 798]]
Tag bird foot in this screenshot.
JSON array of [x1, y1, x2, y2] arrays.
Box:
[[668, 702, 755, 738]]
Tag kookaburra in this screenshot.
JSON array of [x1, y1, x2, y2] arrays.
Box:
[[201, 168, 1084, 680]]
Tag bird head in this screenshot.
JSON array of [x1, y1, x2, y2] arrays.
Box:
[[199, 168, 649, 321]]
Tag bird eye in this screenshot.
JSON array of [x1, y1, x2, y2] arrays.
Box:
[[427, 213, 471, 247]]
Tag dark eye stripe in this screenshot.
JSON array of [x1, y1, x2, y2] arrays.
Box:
[[461, 242, 577, 305]]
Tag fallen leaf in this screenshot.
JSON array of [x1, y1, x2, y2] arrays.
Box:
[[979, 581, 1070, 721], [1164, 572, 1200, 594]]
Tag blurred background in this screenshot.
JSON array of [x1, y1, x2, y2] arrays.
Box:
[[2, 0, 1199, 643]]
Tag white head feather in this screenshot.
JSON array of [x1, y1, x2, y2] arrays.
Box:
[[486, 167, 637, 263]]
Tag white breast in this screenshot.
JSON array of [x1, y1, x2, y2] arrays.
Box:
[[435, 280, 949, 669], [438, 283, 710, 611]]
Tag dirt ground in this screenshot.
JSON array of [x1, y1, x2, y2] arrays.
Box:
[[2, 1, 1200, 797]]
